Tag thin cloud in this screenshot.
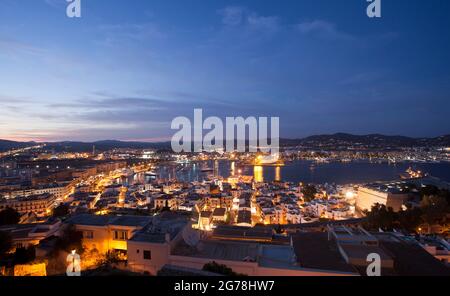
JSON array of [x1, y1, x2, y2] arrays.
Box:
[[296, 20, 354, 41], [218, 6, 245, 26], [96, 23, 166, 47], [247, 14, 280, 32], [218, 6, 280, 32]]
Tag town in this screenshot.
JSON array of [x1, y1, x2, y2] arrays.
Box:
[[1, 0, 449, 281], [0, 142, 449, 276]]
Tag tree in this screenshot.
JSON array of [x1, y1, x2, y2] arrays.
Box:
[[0, 208, 20, 225], [419, 185, 440, 198], [301, 184, 317, 202], [420, 195, 448, 233], [53, 225, 83, 254], [363, 204, 397, 231], [398, 207, 422, 232], [203, 261, 245, 276], [52, 204, 70, 218], [275, 224, 284, 234], [96, 251, 123, 266], [13, 245, 36, 264], [0, 230, 12, 256]]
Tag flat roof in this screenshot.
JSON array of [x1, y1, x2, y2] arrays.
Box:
[[158, 264, 223, 276], [339, 244, 392, 261], [375, 234, 450, 276], [200, 211, 213, 218], [292, 232, 356, 273], [129, 213, 188, 244], [213, 225, 273, 241], [212, 208, 226, 216], [258, 245, 297, 269], [237, 210, 252, 224], [172, 239, 259, 262], [67, 214, 152, 227]]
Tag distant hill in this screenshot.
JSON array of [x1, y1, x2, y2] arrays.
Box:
[[281, 133, 450, 148], [43, 140, 171, 152], [416, 135, 450, 147], [0, 139, 36, 152], [0, 133, 449, 153]]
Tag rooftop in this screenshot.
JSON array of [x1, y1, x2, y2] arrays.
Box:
[[67, 214, 152, 227], [258, 245, 298, 269], [237, 210, 252, 224], [212, 208, 226, 216], [374, 233, 450, 276], [292, 232, 356, 273], [200, 211, 213, 218], [129, 212, 188, 244], [172, 239, 259, 262], [213, 225, 274, 242]]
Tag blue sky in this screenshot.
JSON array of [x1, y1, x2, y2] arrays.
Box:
[[0, 0, 449, 142]]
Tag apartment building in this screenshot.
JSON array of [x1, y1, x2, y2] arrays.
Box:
[[4, 182, 71, 201], [0, 193, 57, 217], [356, 184, 409, 212], [67, 214, 152, 254]]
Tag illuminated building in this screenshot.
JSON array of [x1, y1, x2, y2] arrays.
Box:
[[198, 211, 213, 231], [0, 218, 62, 250], [118, 186, 127, 207], [153, 195, 177, 210], [128, 223, 359, 276], [0, 193, 57, 217], [236, 210, 252, 227], [212, 208, 227, 222], [254, 153, 282, 165], [67, 214, 152, 255], [4, 182, 71, 202], [127, 214, 189, 274], [356, 184, 409, 212]]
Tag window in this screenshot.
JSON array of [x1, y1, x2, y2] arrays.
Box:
[[143, 250, 151, 260], [136, 249, 140, 254], [113, 230, 128, 241], [83, 231, 94, 239]]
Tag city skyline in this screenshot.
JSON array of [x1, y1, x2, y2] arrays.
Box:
[[1, 0, 450, 142]]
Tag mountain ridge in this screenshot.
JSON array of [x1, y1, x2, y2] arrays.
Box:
[[0, 133, 449, 152]]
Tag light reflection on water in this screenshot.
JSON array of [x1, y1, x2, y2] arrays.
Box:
[[116, 160, 450, 185], [156, 160, 450, 185]]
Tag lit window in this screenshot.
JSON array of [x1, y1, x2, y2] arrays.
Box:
[[113, 230, 128, 241]]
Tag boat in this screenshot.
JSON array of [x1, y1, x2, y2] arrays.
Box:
[[400, 167, 426, 179], [255, 154, 285, 166]]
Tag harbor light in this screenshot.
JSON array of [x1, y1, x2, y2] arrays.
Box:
[[345, 191, 355, 199]]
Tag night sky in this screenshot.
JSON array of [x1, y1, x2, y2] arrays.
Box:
[[0, 0, 449, 142]]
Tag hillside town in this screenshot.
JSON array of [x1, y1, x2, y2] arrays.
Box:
[[0, 145, 449, 276]]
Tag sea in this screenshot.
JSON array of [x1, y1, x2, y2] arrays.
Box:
[[149, 160, 450, 185]]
